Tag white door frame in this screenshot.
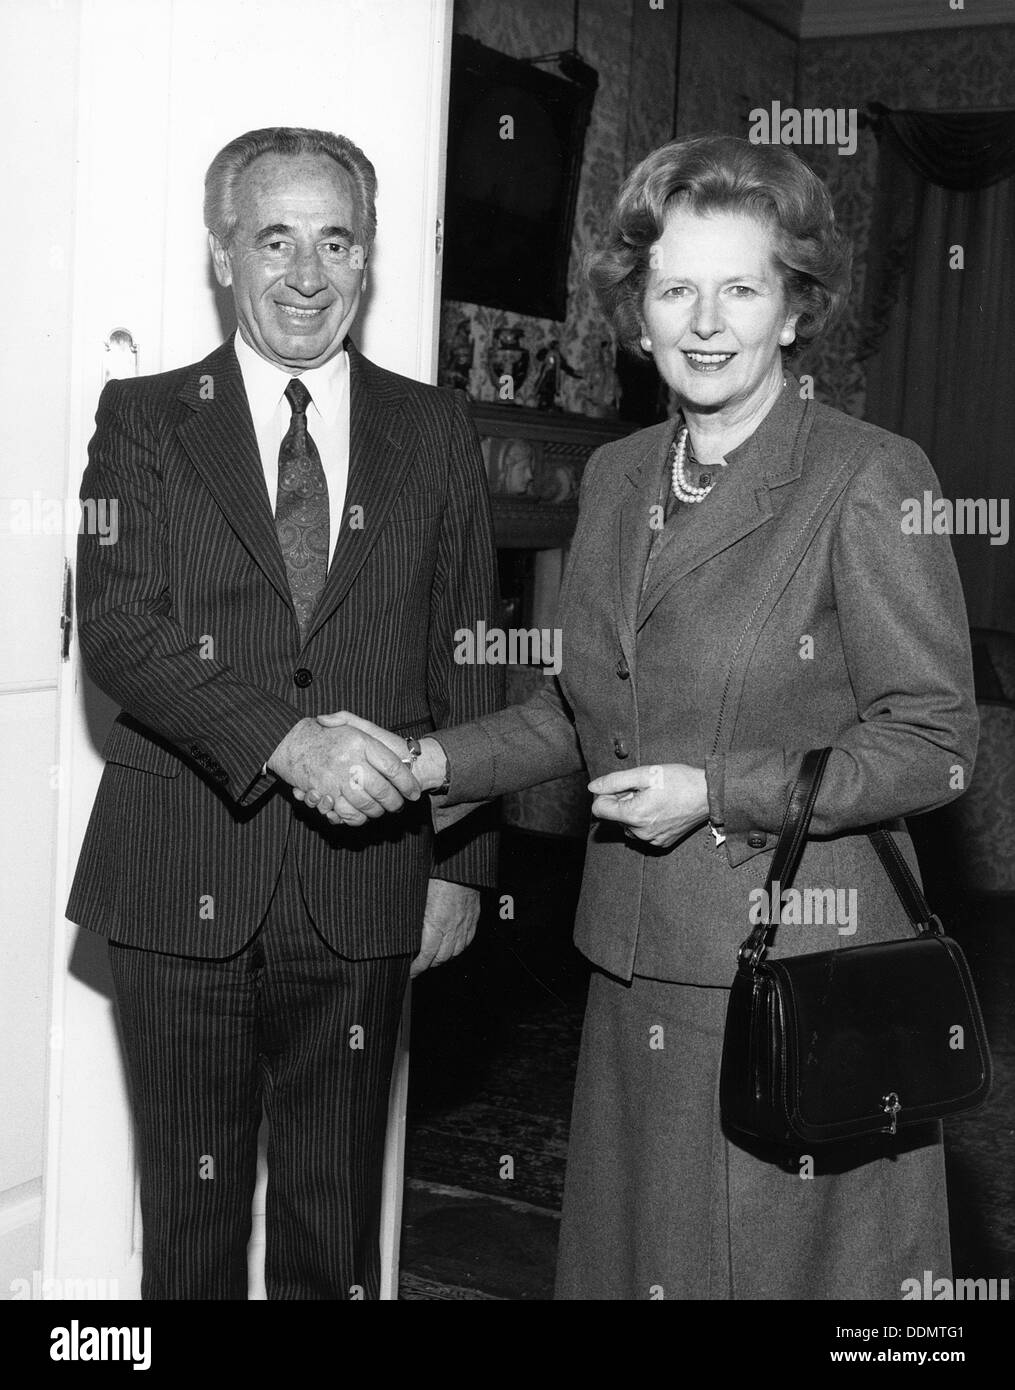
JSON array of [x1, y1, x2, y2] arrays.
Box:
[[43, 0, 452, 1302]]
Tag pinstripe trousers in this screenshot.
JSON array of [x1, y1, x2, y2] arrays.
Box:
[[109, 846, 411, 1300]]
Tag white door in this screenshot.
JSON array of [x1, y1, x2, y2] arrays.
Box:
[[43, 0, 451, 1301]]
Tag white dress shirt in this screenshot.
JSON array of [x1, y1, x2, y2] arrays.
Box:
[[236, 330, 442, 812], [233, 329, 350, 565]]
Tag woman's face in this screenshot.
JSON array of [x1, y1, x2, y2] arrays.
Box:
[[641, 206, 799, 420]]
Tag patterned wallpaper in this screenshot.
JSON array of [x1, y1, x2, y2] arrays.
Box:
[[443, 0, 801, 417], [443, 6, 1015, 424], [797, 24, 1015, 416], [443, 0, 679, 414], [677, 0, 797, 136]]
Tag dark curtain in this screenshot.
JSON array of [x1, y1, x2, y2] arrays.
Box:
[[859, 108, 1015, 632]]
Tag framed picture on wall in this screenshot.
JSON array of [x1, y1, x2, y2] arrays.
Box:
[[442, 34, 597, 321]]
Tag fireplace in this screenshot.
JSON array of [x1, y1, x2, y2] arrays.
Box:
[[470, 401, 635, 835]]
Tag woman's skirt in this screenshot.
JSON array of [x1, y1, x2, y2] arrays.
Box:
[[554, 968, 952, 1300]]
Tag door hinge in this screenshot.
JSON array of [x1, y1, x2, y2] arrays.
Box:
[[60, 559, 73, 661]]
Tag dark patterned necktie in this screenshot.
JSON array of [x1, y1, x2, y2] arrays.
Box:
[[276, 378, 329, 641]]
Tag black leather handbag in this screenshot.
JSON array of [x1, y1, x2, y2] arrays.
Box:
[[719, 747, 992, 1146]]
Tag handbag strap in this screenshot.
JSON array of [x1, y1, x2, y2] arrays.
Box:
[[737, 747, 943, 970]]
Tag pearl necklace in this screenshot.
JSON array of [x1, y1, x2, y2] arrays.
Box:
[[670, 426, 720, 504]]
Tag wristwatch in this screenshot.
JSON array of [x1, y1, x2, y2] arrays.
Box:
[[401, 735, 450, 795], [401, 736, 422, 773]]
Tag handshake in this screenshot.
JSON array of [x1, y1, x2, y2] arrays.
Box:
[[267, 711, 449, 826]]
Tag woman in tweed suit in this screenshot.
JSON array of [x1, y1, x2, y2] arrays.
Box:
[[311, 136, 977, 1300]]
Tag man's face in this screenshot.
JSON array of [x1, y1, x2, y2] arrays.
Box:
[[210, 153, 367, 371]]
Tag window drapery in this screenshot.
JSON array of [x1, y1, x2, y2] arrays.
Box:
[[860, 106, 1015, 632]]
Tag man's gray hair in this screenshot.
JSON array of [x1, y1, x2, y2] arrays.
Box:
[[204, 126, 377, 251]]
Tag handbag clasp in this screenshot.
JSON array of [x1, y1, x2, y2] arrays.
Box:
[[881, 1091, 901, 1135]]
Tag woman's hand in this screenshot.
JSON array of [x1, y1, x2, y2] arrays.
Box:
[[589, 763, 709, 848]]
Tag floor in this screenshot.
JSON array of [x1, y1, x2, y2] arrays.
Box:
[[397, 827, 1014, 1300]]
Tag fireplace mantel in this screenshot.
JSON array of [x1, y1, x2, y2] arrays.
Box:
[[468, 402, 637, 836], [469, 401, 637, 548]]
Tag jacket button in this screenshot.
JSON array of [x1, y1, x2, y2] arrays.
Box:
[[747, 831, 767, 849], [615, 656, 630, 680], [613, 737, 629, 759], [293, 668, 313, 688]]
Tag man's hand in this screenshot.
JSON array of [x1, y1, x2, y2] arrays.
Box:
[[315, 708, 407, 753], [268, 717, 420, 826], [301, 713, 449, 825], [411, 878, 480, 978], [588, 763, 709, 849], [316, 712, 449, 795]]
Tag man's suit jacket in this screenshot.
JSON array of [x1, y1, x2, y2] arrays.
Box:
[[438, 378, 978, 986], [67, 339, 502, 959]]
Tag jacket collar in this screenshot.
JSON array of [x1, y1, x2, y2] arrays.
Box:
[[176, 340, 292, 611], [175, 338, 419, 646], [619, 371, 810, 488], [307, 341, 418, 642], [724, 371, 811, 488], [615, 375, 815, 649]]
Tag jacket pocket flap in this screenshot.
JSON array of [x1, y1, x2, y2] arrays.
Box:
[[101, 717, 184, 778]]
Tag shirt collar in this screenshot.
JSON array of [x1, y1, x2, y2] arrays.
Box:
[[233, 328, 348, 426]]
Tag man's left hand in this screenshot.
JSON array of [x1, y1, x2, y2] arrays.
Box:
[[411, 879, 480, 978]]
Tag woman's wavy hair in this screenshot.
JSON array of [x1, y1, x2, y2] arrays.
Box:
[[588, 134, 852, 356], [204, 126, 377, 253]]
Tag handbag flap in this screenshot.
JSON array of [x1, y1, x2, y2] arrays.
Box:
[[768, 935, 992, 1140]]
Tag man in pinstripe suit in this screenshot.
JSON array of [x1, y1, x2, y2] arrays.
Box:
[[66, 127, 501, 1300]]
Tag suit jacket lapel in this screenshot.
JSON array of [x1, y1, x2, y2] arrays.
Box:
[[305, 341, 416, 641], [636, 438, 773, 626], [176, 339, 418, 644], [636, 381, 810, 629], [616, 424, 674, 669], [175, 341, 292, 612]]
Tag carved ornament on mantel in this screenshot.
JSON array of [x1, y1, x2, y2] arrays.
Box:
[[469, 401, 637, 549]]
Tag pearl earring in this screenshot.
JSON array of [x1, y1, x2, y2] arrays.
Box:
[[640, 335, 652, 352]]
